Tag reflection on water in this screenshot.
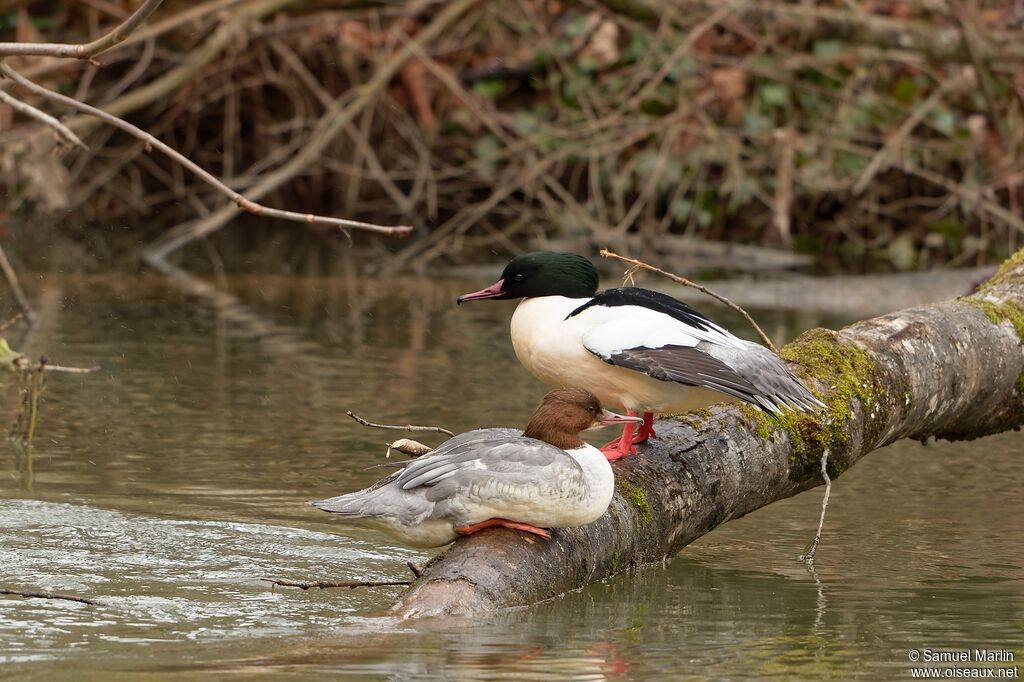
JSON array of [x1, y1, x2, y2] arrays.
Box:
[[0, 273, 1021, 679]]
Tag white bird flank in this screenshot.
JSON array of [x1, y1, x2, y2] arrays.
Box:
[[511, 289, 824, 415], [576, 302, 745, 359]]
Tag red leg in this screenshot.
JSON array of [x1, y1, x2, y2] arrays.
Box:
[[601, 412, 639, 461], [632, 412, 657, 444], [455, 518, 551, 540]]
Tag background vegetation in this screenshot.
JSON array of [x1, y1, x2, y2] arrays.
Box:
[[1, 0, 1022, 274]]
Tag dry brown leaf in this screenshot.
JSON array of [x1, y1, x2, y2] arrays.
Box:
[[580, 17, 620, 67], [710, 67, 746, 103]]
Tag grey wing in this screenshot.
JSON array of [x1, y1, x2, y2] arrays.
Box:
[[396, 429, 521, 489], [601, 342, 824, 415], [396, 432, 584, 497], [429, 427, 520, 451]]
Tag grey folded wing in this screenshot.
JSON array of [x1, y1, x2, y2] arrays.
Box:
[[395, 430, 586, 503], [596, 341, 824, 414]]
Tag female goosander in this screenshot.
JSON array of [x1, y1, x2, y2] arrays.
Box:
[[312, 389, 642, 548], [457, 251, 824, 460]]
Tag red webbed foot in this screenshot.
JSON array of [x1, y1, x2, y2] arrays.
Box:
[[601, 411, 640, 460], [631, 412, 657, 444], [455, 518, 551, 540]]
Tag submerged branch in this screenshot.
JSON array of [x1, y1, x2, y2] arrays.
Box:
[[0, 243, 34, 324], [801, 448, 832, 564], [262, 577, 413, 591], [0, 588, 101, 605], [41, 363, 102, 374]]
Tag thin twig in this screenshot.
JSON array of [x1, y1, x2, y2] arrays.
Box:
[[0, 312, 23, 333], [41, 363, 101, 374], [0, 588, 100, 605], [599, 249, 778, 352], [261, 577, 413, 591], [0, 243, 34, 324], [0, 0, 163, 59], [144, 0, 476, 264], [346, 411, 454, 437], [406, 562, 424, 579], [0, 89, 87, 149], [902, 162, 1024, 235], [0, 62, 412, 238], [852, 68, 973, 195], [953, 7, 1011, 147], [801, 448, 831, 564]]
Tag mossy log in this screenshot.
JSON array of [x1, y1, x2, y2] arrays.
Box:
[[391, 251, 1024, 619]]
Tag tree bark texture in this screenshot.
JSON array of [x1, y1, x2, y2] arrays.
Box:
[[391, 252, 1024, 619]]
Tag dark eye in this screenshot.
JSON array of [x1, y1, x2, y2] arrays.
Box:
[[513, 273, 525, 282]]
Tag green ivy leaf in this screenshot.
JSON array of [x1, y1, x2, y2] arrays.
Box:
[[813, 40, 844, 57], [472, 79, 505, 99], [759, 83, 790, 108]]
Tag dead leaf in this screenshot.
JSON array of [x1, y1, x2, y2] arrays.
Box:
[[580, 18, 620, 67], [710, 67, 746, 103], [399, 57, 436, 130]]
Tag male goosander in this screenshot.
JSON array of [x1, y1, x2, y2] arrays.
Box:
[[311, 389, 642, 548], [457, 251, 824, 460]]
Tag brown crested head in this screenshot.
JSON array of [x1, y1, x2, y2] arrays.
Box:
[[522, 388, 640, 450]]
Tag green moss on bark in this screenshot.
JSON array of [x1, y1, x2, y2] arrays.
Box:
[[963, 298, 1024, 340], [978, 247, 1024, 291], [666, 407, 712, 429], [773, 328, 881, 472], [739, 404, 777, 440], [618, 485, 653, 525]]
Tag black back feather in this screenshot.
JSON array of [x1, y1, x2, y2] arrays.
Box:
[[567, 287, 714, 332]]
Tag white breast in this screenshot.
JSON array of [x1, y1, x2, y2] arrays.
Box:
[[561, 444, 615, 525], [510, 296, 595, 385]]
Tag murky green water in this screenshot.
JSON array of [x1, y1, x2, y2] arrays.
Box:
[[1, 272, 1021, 680]]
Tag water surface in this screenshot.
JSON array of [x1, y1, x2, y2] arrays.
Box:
[[1, 272, 1020, 680]]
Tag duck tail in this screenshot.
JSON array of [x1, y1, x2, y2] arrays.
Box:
[[309, 492, 372, 517], [734, 341, 827, 415]]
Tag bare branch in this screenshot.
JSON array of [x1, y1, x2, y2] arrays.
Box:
[[0, 0, 163, 59], [261, 577, 412, 591], [346, 411, 454, 437], [800, 448, 831, 564], [0, 89, 86, 149], [852, 67, 974, 195], [0, 62, 413, 238], [142, 0, 477, 264], [0, 312, 23, 333], [599, 249, 778, 352], [0, 243, 34, 324], [0, 588, 100, 605], [41, 363, 101, 374]]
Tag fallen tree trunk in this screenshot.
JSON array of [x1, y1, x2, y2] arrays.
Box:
[[391, 251, 1024, 619]]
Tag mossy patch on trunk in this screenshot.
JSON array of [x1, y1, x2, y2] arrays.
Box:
[[618, 484, 653, 525], [963, 298, 1024, 341], [978, 247, 1024, 291], [769, 328, 882, 472]]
